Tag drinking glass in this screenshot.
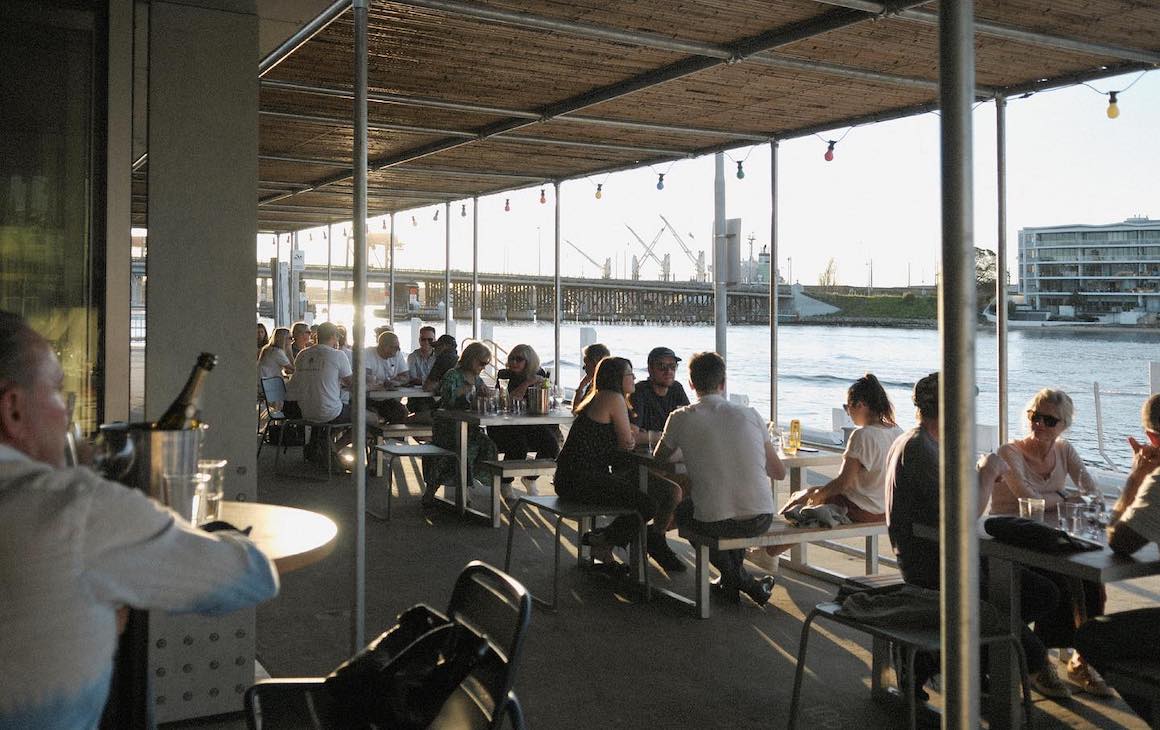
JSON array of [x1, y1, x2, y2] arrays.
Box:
[[1057, 502, 1082, 534], [647, 430, 662, 452], [550, 383, 563, 411], [197, 458, 228, 521], [1018, 497, 1046, 523], [163, 473, 211, 522]]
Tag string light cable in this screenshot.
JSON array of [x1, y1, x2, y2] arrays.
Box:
[[813, 127, 854, 162], [1082, 70, 1148, 119]]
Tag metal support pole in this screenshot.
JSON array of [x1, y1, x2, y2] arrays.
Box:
[[472, 196, 480, 338], [713, 153, 727, 365], [388, 212, 396, 328], [769, 140, 779, 426], [996, 95, 1009, 444], [327, 223, 333, 317], [553, 182, 562, 382], [444, 202, 452, 332], [349, 0, 369, 654], [938, 2, 979, 727], [290, 231, 300, 321]]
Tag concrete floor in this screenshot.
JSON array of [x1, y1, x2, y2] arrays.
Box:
[[170, 445, 1156, 729]]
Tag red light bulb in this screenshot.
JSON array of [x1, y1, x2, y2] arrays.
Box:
[[824, 141, 836, 162], [539, 188, 546, 204], [504, 198, 510, 212]]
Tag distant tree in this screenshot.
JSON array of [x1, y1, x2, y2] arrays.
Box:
[[818, 258, 839, 289], [975, 247, 998, 288]]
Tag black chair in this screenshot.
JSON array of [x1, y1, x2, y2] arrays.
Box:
[[245, 561, 531, 730], [261, 376, 353, 479]]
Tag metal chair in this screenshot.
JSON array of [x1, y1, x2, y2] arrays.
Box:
[[245, 561, 531, 730], [261, 376, 351, 479]]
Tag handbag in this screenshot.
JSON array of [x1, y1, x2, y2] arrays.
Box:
[[324, 604, 491, 729], [983, 515, 1102, 553]]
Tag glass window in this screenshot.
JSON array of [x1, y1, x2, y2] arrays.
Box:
[[0, 3, 104, 433]]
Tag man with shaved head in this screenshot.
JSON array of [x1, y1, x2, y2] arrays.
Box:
[[365, 330, 410, 423], [0, 311, 278, 728]]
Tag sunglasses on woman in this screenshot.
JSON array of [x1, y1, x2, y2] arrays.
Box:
[[508, 355, 526, 364], [1028, 411, 1061, 428]]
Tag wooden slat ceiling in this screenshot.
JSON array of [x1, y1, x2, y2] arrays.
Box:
[[239, 0, 1159, 232]]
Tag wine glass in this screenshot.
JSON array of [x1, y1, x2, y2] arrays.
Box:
[[550, 383, 563, 411]]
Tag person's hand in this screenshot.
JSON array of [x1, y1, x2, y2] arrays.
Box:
[[116, 606, 130, 635], [785, 489, 816, 511], [1129, 437, 1160, 475]]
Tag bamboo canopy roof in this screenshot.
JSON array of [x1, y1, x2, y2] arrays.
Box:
[[133, 0, 1160, 233]]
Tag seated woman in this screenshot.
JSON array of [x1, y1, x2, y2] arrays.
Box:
[[256, 322, 269, 353], [991, 388, 1111, 697], [553, 357, 680, 566], [422, 342, 498, 507], [489, 344, 561, 497], [783, 373, 902, 522], [257, 327, 293, 404]]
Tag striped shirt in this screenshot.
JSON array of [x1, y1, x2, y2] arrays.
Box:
[[0, 446, 279, 729]]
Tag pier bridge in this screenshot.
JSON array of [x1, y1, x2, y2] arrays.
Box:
[[132, 259, 788, 324]]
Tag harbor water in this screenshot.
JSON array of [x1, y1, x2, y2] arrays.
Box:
[[281, 308, 1160, 471]]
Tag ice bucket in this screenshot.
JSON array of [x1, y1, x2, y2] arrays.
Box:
[[526, 387, 550, 415]]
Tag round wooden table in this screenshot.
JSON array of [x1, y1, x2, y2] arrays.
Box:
[[219, 501, 338, 573]]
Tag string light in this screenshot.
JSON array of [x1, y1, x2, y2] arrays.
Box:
[[433, 208, 439, 221], [1106, 91, 1120, 119], [735, 161, 745, 180], [504, 198, 510, 212], [595, 183, 603, 200], [824, 141, 836, 162], [461, 203, 467, 217], [410, 215, 417, 227], [539, 188, 546, 204], [656, 173, 665, 191], [1082, 72, 1148, 120], [380, 219, 387, 230]]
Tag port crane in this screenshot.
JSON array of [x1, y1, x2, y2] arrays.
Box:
[[564, 239, 611, 279], [658, 214, 707, 282], [624, 224, 671, 281]]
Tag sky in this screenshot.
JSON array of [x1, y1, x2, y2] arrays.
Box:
[[259, 70, 1160, 289]]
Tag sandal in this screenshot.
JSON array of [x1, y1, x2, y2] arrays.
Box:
[[1067, 657, 1114, 698], [581, 529, 617, 565]]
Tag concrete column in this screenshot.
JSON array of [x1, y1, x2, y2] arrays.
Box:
[[145, 3, 259, 721]]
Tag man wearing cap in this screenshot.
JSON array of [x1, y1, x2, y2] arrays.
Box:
[[633, 346, 690, 433]]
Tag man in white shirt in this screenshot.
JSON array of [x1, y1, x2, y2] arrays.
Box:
[[0, 311, 278, 729], [365, 331, 410, 423], [407, 326, 437, 385], [1075, 393, 1160, 722], [653, 351, 786, 605], [288, 322, 378, 459]]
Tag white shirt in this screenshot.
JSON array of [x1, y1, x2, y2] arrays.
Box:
[[1121, 466, 1160, 546], [842, 422, 904, 514], [257, 346, 291, 380], [659, 394, 775, 523], [288, 344, 351, 421], [0, 445, 278, 729], [364, 346, 409, 387]]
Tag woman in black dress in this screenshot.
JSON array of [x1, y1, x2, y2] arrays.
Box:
[[554, 356, 680, 565]]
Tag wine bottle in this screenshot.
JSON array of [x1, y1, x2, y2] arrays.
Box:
[[155, 353, 217, 430]]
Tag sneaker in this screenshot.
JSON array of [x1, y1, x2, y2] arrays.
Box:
[[1067, 659, 1114, 698], [1031, 662, 1073, 700]]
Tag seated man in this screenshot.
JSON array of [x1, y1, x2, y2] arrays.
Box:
[[886, 372, 1070, 703], [287, 322, 378, 460], [1074, 394, 1160, 722], [364, 331, 410, 423], [654, 352, 786, 602], [423, 335, 459, 396], [407, 326, 438, 386], [289, 320, 311, 359], [633, 346, 690, 434], [0, 312, 279, 728], [572, 342, 610, 413]]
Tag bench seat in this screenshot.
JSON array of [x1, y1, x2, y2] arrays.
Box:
[[677, 519, 889, 618]]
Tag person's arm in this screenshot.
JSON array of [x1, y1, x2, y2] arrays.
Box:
[[976, 451, 1008, 516], [82, 480, 278, 614], [1107, 440, 1160, 554], [1063, 440, 1100, 498], [609, 394, 636, 450], [802, 457, 862, 506]]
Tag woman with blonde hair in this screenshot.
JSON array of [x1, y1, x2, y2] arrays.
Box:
[[490, 343, 560, 497], [993, 388, 1109, 697], [258, 327, 294, 380]]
